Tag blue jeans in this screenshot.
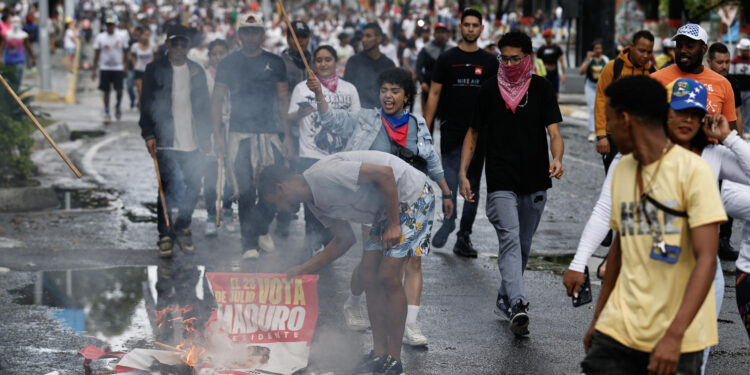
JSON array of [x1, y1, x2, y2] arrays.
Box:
[[585, 79, 597, 132], [156, 150, 203, 238], [487, 190, 547, 306], [441, 134, 482, 235], [7, 62, 24, 88]]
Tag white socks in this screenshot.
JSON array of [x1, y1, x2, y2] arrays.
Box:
[[345, 293, 362, 306], [406, 305, 420, 324]]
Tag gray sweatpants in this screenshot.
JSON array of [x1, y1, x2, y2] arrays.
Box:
[[486, 190, 547, 306]]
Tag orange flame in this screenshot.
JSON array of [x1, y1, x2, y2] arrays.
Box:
[[150, 305, 206, 367]]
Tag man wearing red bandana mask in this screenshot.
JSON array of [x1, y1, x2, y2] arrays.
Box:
[[459, 31, 565, 337]]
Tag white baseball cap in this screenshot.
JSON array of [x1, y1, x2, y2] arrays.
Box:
[[738, 38, 750, 51], [236, 12, 265, 31], [672, 23, 708, 44]]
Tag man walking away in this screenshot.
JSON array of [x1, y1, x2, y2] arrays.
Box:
[[92, 18, 129, 124], [460, 31, 564, 336], [344, 23, 395, 109], [138, 25, 212, 258], [594, 30, 655, 173], [582, 75, 725, 375], [423, 8, 499, 258]]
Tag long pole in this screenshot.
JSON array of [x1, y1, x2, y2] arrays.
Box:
[[153, 156, 171, 231], [276, 0, 314, 76], [216, 157, 223, 226], [0, 73, 82, 178]]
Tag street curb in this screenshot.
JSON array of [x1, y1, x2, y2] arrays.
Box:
[[31, 121, 70, 150], [0, 186, 59, 212]]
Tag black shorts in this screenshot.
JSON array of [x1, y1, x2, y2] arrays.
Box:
[[134, 70, 145, 80], [99, 70, 124, 91], [581, 331, 702, 375]]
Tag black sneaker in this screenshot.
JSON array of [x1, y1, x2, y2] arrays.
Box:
[[452, 232, 477, 258], [718, 237, 739, 261], [353, 351, 382, 375], [432, 220, 455, 248], [600, 230, 613, 247], [509, 300, 530, 336], [376, 355, 404, 375], [493, 296, 511, 320]]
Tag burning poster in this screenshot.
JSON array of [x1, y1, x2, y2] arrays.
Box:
[[199, 273, 319, 375]]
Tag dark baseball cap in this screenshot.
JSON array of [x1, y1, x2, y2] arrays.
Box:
[[290, 20, 310, 37], [167, 24, 190, 41]]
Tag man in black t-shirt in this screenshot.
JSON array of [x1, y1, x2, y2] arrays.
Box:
[[211, 13, 291, 260], [538, 29, 566, 96], [343, 23, 395, 109], [460, 31, 564, 337], [423, 8, 498, 257]]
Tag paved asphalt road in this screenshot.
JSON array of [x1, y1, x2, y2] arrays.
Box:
[[0, 75, 748, 374]]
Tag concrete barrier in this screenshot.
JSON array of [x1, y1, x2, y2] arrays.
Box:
[[0, 186, 59, 211]]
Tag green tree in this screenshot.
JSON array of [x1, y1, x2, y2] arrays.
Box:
[[0, 65, 44, 183]]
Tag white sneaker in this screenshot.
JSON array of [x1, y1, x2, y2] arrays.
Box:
[[343, 302, 370, 331], [259, 234, 276, 252], [242, 249, 260, 260], [403, 322, 428, 346], [587, 132, 596, 142]]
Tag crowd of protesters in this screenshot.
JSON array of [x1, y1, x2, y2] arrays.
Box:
[[6, 0, 750, 373]]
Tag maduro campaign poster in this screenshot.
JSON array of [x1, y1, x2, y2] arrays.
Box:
[[199, 273, 319, 375]]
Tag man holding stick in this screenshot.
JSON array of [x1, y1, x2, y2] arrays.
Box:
[[212, 12, 292, 260], [139, 25, 211, 258]]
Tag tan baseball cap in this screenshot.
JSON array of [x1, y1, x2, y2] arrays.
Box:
[[237, 12, 265, 31]]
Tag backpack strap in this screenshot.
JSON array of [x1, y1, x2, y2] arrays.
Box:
[[612, 57, 624, 81]]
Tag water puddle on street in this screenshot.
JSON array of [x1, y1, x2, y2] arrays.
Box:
[[526, 254, 575, 274], [9, 265, 211, 351]]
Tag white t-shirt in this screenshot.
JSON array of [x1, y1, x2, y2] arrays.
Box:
[[63, 28, 77, 50], [130, 43, 153, 72], [289, 78, 360, 159], [171, 63, 197, 151], [93, 32, 126, 71], [380, 43, 399, 67]]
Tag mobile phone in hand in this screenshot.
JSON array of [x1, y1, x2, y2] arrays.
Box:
[[298, 101, 313, 109], [572, 266, 592, 307]]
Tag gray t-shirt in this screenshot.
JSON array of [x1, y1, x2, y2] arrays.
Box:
[[303, 150, 429, 226]]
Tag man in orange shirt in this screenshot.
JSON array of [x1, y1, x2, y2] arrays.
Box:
[[651, 24, 737, 129]]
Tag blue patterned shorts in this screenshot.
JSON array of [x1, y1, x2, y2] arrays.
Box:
[[365, 184, 435, 258]]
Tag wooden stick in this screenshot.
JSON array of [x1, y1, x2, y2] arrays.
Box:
[[216, 157, 223, 226], [153, 156, 171, 231], [0, 73, 82, 178], [153, 341, 180, 352], [276, 0, 314, 76]]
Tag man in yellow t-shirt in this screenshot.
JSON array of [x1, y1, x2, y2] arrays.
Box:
[[581, 76, 726, 375]]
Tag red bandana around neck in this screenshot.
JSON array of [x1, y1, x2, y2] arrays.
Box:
[[496, 54, 533, 113], [316, 73, 338, 93]]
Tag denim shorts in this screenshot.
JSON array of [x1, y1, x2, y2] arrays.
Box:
[[365, 184, 435, 258]]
